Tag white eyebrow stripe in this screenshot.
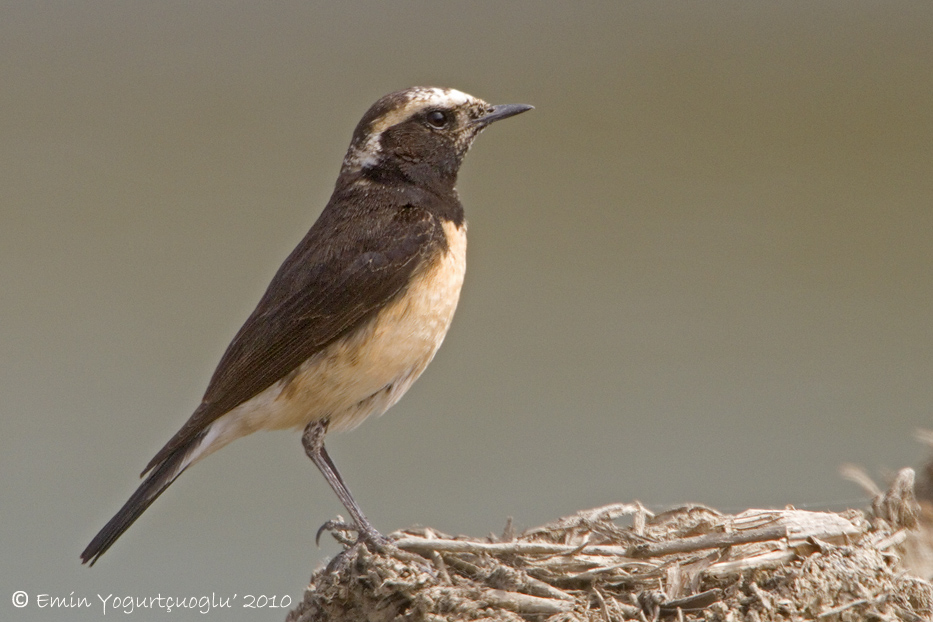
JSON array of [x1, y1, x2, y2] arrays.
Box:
[[368, 88, 475, 136]]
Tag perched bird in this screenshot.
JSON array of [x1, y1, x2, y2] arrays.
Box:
[[81, 87, 532, 565]]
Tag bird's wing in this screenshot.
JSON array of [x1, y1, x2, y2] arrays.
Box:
[[143, 205, 440, 475]]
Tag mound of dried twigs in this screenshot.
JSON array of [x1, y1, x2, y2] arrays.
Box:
[[287, 467, 932, 622]]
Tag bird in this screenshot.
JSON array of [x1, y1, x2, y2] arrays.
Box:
[[80, 87, 532, 565]]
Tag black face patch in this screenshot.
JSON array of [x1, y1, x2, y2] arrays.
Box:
[[376, 117, 463, 186]]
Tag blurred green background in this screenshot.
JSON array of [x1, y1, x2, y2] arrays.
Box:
[[2, 2, 932, 620]]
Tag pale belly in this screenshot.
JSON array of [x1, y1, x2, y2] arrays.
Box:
[[189, 220, 467, 464]]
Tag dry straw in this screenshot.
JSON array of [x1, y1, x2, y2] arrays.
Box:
[[288, 462, 933, 621]]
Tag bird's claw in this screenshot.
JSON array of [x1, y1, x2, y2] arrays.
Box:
[[316, 519, 358, 546], [316, 518, 390, 552]]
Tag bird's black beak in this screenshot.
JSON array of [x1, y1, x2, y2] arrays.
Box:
[[473, 103, 534, 128]]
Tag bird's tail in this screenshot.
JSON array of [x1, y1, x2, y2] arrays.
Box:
[[80, 431, 205, 566]]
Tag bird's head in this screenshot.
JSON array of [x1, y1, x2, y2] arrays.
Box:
[[340, 87, 532, 188]]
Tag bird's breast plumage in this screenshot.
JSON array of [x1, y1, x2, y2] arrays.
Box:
[[201, 219, 467, 446]]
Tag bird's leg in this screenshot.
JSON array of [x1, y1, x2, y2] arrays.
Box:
[[301, 419, 387, 549]]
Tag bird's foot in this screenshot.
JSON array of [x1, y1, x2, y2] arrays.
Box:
[[317, 518, 438, 578], [316, 517, 390, 552], [315, 519, 357, 546]]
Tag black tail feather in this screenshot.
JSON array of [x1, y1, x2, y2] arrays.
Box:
[[81, 438, 197, 566]]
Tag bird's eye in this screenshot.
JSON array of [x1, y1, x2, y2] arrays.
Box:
[[425, 110, 449, 128]]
